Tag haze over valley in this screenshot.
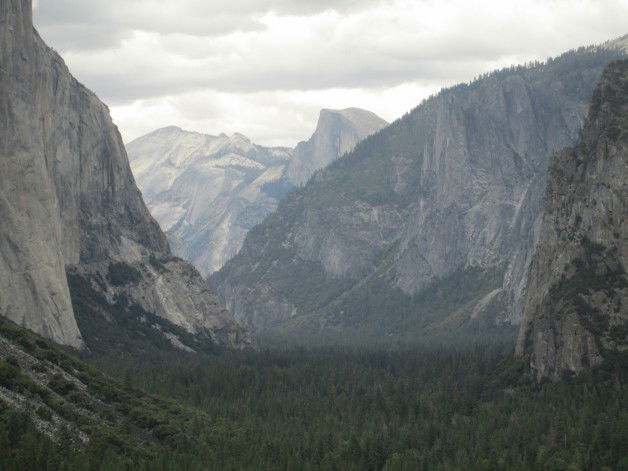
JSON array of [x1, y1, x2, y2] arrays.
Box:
[[0, 1, 626, 469]]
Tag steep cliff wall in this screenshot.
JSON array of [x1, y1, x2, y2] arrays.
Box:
[[0, 0, 249, 349], [212, 45, 626, 336], [516, 61, 628, 379]]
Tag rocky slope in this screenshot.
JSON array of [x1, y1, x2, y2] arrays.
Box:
[[516, 60, 628, 380], [128, 110, 387, 276], [0, 0, 249, 350], [211, 44, 627, 336], [0, 315, 205, 457]]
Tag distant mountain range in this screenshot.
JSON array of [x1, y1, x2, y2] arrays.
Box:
[[128, 109, 388, 276], [210, 39, 628, 342]]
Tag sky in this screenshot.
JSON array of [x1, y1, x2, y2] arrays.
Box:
[[33, 0, 628, 147]]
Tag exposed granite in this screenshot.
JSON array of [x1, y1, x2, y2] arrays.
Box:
[[286, 108, 388, 186], [0, 0, 250, 349], [212, 44, 627, 333], [127, 110, 387, 276], [516, 61, 628, 380]]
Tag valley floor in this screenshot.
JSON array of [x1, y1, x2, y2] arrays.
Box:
[[1, 325, 625, 470]]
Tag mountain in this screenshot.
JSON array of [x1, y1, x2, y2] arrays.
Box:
[[127, 109, 387, 276], [286, 108, 389, 185], [127, 128, 293, 276], [210, 43, 627, 338], [516, 60, 628, 380], [0, 0, 250, 351]]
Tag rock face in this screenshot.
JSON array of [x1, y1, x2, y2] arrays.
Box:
[[286, 108, 389, 186], [0, 0, 250, 349], [211, 45, 627, 336], [516, 61, 628, 380], [127, 128, 293, 276], [127, 110, 387, 276]]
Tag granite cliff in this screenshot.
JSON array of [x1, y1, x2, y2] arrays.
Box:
[[0, 0, 250, 350], [286, 108, 389, 186], [211, 44, 627, 337], [128, 109, 387, 276], [516, 61, 628, 379]]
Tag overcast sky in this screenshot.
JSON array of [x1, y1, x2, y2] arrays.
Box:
[[33, 0, 628, 147]]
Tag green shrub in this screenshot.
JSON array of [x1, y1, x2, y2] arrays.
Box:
[[106, 262, 142, 286], [48, 374, 76, 396], [36, 406, 53, 421], [0, 359, 20, 387]]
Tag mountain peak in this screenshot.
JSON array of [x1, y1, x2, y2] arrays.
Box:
[[230, 131, 252, 145], [286, 108, 388, 185], [153, 125, 184, 135], [318, 108, 388, 129]]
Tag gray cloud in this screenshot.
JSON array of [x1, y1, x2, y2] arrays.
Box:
[[33, 0, 628, 145], [34, 0, 382, 50]]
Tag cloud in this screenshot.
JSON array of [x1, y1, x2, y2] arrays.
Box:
[[33, 0, 382, 50], [110, 82, 441, 146], [34, 0, 628, 146]]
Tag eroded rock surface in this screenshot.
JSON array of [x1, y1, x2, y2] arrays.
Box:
[[516, 60, 628, 379], [0, 0, 250, 349]]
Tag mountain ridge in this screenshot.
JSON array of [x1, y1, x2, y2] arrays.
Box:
[[211, 43, 627, 338], [128, 107, 388, 275]]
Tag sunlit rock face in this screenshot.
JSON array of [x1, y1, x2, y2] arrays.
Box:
[[0, 0, 250, 350], [517, 61, 628, 380], [128, 109, 387, 276]]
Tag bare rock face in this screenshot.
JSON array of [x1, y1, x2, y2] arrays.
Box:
[[127, 109, 387, 276], [211, 44, 627, 335], [127, 127, 294, 276], [286, 108, 389, 186], [516, 61, 628, 380], [0, 0, 250, 349]]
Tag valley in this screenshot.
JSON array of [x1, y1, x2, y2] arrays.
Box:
[[0, 0, 626, 469]]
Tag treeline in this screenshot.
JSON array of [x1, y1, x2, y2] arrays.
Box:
[[90, 344, 626, 470], [1, 340, 626, 470]]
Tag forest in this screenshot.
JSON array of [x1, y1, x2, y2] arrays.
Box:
[[1, 330, 626, 470]]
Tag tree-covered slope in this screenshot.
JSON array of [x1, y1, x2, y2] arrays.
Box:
[[211, 44, 627, 339], [0, 316, 216, 469]]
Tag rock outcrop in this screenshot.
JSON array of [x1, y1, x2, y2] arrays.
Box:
[[127, 110, 387, 276], [286, 108, 389, 186], [0, 0, 250, 350], [211, 44, 627, 336], [516, 61, 628, 379]]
